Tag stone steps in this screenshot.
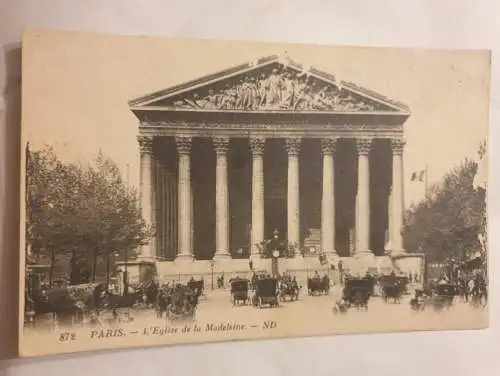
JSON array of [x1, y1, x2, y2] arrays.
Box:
[[304, 228, 321, 251]]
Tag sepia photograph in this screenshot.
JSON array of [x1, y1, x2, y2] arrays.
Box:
[[19, 29, 490, 357]]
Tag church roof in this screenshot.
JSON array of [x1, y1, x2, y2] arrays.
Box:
[[129, 54, 410, 115]]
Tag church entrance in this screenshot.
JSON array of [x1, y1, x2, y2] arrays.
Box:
[[265, 198, 287, 241], [264, 139, 288, 243]]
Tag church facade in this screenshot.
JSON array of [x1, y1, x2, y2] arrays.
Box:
[[127, 55, 421, 279]]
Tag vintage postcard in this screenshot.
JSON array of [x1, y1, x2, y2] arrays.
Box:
[[19, 29, 490, 357]]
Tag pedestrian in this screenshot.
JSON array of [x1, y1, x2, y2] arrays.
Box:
[[338, 261, 344, 285]]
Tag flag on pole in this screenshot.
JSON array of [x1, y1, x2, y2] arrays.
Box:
[[411, 169, 426, 182], [478, 140, 486, 159]]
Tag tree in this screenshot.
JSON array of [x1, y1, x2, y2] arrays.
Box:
[[402, 159, 485, 263], [26, 145, 153, 285]]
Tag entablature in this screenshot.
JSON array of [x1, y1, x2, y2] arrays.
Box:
[[138, 121, 404, 139]]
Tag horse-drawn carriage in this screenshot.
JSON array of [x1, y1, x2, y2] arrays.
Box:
[[187, 279, 204, 298], [379, 275, 407, 303], [307, 275, 330, 296], [435, 283, 457, 305], [279, 277, 300, 302], [28, 282, 107, 327], [429, 283, 457, 312], [230, 278, 250, 305], [410, 282, 457, 312], [340, 278, 371, 310], [250, 270, 267, 290], [158, 283, 199, 320], [105, 282, 152, 309], [252, 277, 279, 308]]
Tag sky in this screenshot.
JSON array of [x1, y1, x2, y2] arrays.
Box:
[[22, 29, 490, 209]]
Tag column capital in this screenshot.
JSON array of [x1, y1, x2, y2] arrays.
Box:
[[355, 137, 373, 156], [321, 138, 338, 155], [213, 137, 230, 156], [175, 136, 192, 155], [390, 138, 406, 156], [137, 135, 153, 154], [250, 137, 266, 156], [286, 137, 302, 156]]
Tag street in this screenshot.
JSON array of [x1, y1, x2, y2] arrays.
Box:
[[186, 285, 487, 334], [22, 285, 488, 357]]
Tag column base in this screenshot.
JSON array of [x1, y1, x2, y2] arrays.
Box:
[[213, 252, 231, 261], [355, 249, 374, 254], [175, 254, 195, 262], [388, 248, 406, 257]]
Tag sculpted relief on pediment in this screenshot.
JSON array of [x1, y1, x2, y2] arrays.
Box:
[[165, 66, 397, 112]]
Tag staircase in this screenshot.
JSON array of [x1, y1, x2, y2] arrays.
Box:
[[303, 228, 321, 253]]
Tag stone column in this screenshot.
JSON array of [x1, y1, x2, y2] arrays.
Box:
[[385, 187, 393, 251], [250, 137, 266, 258], [138, 136, 155, 259], [321, 138, 338, 256], [286, 137, 302, 257], [156, 163, 164, 259], [390, 138, 406, 254], [213, 137, 231, 259], [175, 136, 194, 261], [355, 137, 372, 254]]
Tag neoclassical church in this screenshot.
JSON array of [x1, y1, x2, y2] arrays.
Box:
[[126, 55, 422, 279]]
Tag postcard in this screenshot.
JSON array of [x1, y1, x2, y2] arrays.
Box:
[[19, 29, 490, 357]]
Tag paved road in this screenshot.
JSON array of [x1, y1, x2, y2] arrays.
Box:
[[139, 285, 487, 334], [21, 285, 488, 356]]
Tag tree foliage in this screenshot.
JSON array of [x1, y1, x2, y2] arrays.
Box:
[[26, 145, 153, 284], [402, 159, 485, 263]]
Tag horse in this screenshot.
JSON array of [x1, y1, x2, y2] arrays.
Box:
[[278, 278, 300, 301], [381, 281, 404, 304]]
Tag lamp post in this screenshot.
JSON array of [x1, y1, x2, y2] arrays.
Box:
[[272, 250, 280, 277], [270, 229, 280, 277], [105, 252, 111, 292], [210, 260, 215, 290]]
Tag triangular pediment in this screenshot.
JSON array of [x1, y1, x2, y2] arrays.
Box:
[[129, 55, 410, 114]]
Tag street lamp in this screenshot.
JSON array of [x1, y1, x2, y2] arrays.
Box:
[[272, 250, 280, 277], [209, 260, 215, 290], [270, 229, 280, 277]]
